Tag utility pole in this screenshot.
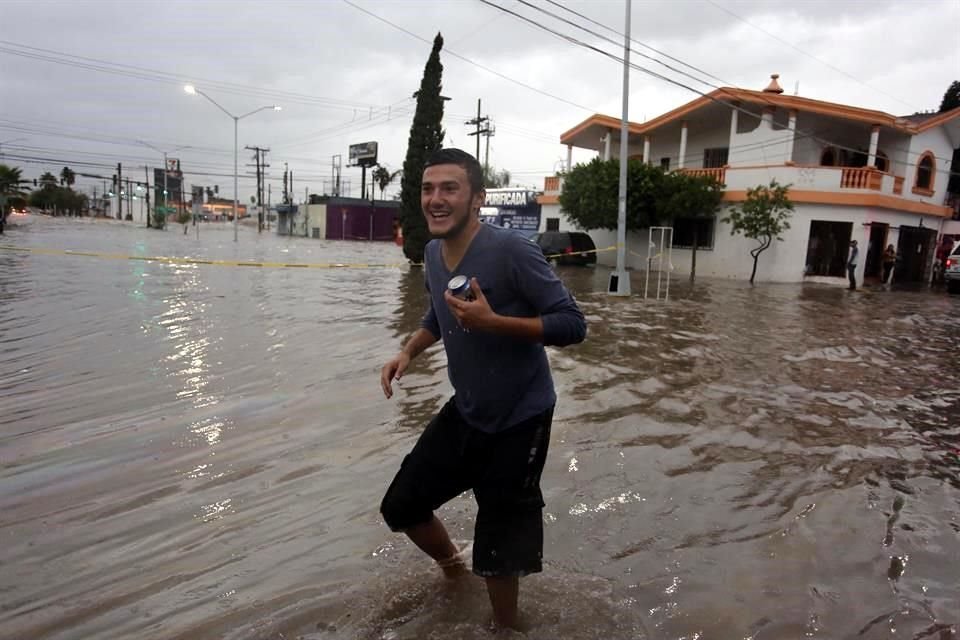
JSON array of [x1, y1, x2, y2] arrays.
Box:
[[245, 145, 269, 232], [483, 121, 496, 177], [465, 99, 490, 162], [144, 166, 151, 227], [126, 178, 132, 220], [330, 155, 342, 196], [267, 183, 271, 231], [609, 0, 632, 296], [116, 163, 123, 219]]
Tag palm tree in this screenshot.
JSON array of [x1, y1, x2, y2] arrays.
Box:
[[60, 166, 76, 188], [372, 165, 402, 199], [1, 164, 30, 232], [0, 164, 29, 199], [39, 172, 58, 189]]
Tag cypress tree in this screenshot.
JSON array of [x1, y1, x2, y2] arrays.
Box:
[[399, 33, 446, 264]]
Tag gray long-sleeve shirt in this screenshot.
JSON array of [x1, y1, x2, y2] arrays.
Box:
[[421, 223, 586, 433]]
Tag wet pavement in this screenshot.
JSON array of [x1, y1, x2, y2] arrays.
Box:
[[1, 214, 958, 640]]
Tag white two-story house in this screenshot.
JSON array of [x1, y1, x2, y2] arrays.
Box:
[[539, 75, 960, 284]]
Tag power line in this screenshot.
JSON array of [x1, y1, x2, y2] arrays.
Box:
[[477, 0, 958, 170], [515, 0, 720, 94], [0, 40, 417, 113], [340, 0, 598, 113], [703, 0, 918, 112], [543, 0, 730, 88]]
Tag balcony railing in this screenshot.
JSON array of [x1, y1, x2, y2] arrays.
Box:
[[544, 176, 561, 193], [893, 176, 904, 195], [680, 167, 726, 184], [840, 167, 883, 191]]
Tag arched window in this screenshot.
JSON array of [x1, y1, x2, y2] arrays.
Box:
[[913, 151, 935, 194], [820, 146, 838, 167]]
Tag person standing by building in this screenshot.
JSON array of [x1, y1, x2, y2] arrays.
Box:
[[379, 148, 586, 630], [847, 239, 859, 290], [882, 244, 897, 284]]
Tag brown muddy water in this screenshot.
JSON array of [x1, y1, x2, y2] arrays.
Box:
[[1, 214, 958, 640]]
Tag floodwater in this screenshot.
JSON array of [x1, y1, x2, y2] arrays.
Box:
[[1, 214, 958, 640]]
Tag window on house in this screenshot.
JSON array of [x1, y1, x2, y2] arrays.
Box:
[[672, 217, 715, 250], [546, 217, 560, 232], [703, 148, 729, 168], [915, 153, 934, 190], [660, 157, 670, 170]]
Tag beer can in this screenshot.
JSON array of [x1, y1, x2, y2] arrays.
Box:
[[447, 274, 473, 300]]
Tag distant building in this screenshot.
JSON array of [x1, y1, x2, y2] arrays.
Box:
[[540, 74, 960, 284], [199, 197, 247, 221], [294, 196, 399, 241]]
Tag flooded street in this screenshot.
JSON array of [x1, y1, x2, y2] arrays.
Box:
[[1, 215, 958, 640]]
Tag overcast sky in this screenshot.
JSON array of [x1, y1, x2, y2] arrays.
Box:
[[1, 0, 957, 203]]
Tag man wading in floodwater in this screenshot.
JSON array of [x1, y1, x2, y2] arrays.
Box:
[[379, 148, 586, 630]]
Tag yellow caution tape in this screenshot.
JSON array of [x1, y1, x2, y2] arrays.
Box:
[[0, 243, 618, 269], [543, 245, 617, 259], [0, 245, 414, 269]]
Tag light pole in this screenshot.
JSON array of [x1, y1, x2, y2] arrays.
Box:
[[138, 141, 191, 228], [184, 85, 280, 242]]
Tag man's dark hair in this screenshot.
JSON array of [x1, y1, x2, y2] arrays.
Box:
[[424, 148, 484, 195]]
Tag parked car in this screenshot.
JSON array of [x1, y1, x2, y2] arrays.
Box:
[[530, 231, 597, 266], [945, 242, 960, 294]]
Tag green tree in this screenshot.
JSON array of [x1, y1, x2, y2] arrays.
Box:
[[60, 166, 76, 188], [372, 165, 402, 199], [939, 80, 960, 113], [722, 180, 793, 284], [152, 208, 167, 229], [657, 171, 724, 282], [482, 166, 511, 188], [399, 32, 446, 264], [559, 157, 669, 231]]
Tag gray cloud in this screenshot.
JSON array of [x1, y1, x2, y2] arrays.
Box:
[[1, 0, 956, 198]]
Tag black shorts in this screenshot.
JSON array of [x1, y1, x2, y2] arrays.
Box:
[[380, 398, 554, 577]]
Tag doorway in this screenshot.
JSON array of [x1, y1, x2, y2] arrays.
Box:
[[805, 220, 853, 277], [864, 223, 888, 280], [894, 225, 937, 283]]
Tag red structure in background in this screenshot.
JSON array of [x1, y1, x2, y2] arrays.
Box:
[[324, 198, 400, 241]]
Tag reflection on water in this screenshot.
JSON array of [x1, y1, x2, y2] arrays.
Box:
[[0, 215, 958, 640]]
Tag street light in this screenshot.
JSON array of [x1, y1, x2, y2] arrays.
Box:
[[184, 84, 280, 242], [138, 140, 191, 228]]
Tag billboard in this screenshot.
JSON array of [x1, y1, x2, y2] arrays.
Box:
[[348, 141, 378, 166], [154, 167, 183, 208], [479, 189, 541, 237]]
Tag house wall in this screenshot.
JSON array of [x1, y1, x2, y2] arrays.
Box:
[[537, 203, 582, 233], [728, 109, 794, 166], [587, 202, 938, 284], [905, 127, 955, 206], [680, 123, 731, 169], [303, 204, 327, 239], [645, 134, 681, 169]]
